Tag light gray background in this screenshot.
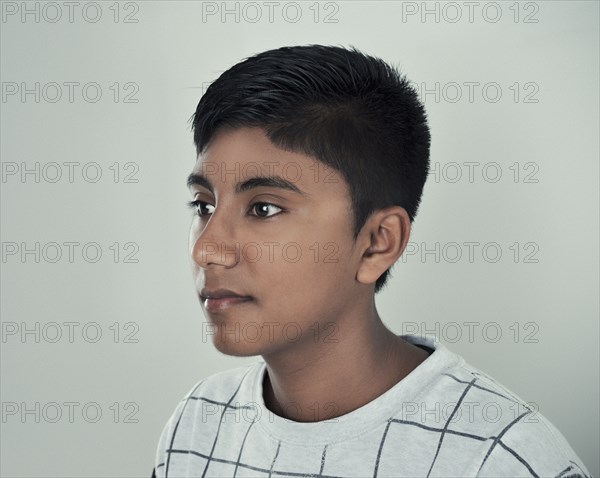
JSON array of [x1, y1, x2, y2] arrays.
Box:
[[1, 1, 598, 476]]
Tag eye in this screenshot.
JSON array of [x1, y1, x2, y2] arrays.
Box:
[[248, 202, 283, 219], [186, 200, 214, 217], [186, 200, 283, 219]]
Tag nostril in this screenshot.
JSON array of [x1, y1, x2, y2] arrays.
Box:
[[191, 239, 242, 268]]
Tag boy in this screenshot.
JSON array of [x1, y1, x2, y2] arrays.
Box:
[[153, 44, 591, 477]]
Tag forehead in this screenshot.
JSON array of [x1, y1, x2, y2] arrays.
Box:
[[191, 127, 349, 199]]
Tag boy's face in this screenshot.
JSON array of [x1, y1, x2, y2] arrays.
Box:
[[187, 127, 364, 357]]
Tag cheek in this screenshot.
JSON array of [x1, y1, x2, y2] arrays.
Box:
[[261, 235, 353, 297], [260, 255, 351, 333]]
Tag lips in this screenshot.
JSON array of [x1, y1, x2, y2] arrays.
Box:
[[199, 287, 252, 300], [199, 287, 254, 313], [202, 296, 253, 312]]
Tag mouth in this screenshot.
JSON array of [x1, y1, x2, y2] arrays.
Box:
[[201, 295, 254, 312], [199, 288, 254, 312]]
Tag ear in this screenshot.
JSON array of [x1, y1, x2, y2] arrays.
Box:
[[356, 206, 411, 287]]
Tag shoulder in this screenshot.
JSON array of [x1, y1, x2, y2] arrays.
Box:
[[153, 360, 262, 476], [438, 362, 592, 477], [167, 359, 260, 423], [183, 360, 260, 401]]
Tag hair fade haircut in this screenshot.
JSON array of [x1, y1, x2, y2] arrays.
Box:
[[190, 44, 431, 294]]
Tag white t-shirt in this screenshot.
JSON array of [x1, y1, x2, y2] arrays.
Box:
[[153, 334, 591, 478]]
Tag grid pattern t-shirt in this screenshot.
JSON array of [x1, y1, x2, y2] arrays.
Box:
[[153, 334, 591, 478]]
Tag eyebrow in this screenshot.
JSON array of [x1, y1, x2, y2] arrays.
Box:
[[186, 172, 308, 197]]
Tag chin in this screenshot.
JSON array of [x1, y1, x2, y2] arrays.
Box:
[[211, 335, 266, 357]]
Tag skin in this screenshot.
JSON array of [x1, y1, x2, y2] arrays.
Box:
[[188, 126, 430, 422]]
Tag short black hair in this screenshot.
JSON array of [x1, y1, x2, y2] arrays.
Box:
[[190, 44, 431, 294]]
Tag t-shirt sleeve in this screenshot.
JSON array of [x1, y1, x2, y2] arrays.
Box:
[[153, 382, 201, 478], [475, 413, 592, 478], [153, 405, 179, 478]]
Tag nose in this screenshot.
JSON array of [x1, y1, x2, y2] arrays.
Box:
[[190, 210, 240, 269]]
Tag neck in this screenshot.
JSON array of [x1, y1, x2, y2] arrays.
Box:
[[261, 303, 429, 422]]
